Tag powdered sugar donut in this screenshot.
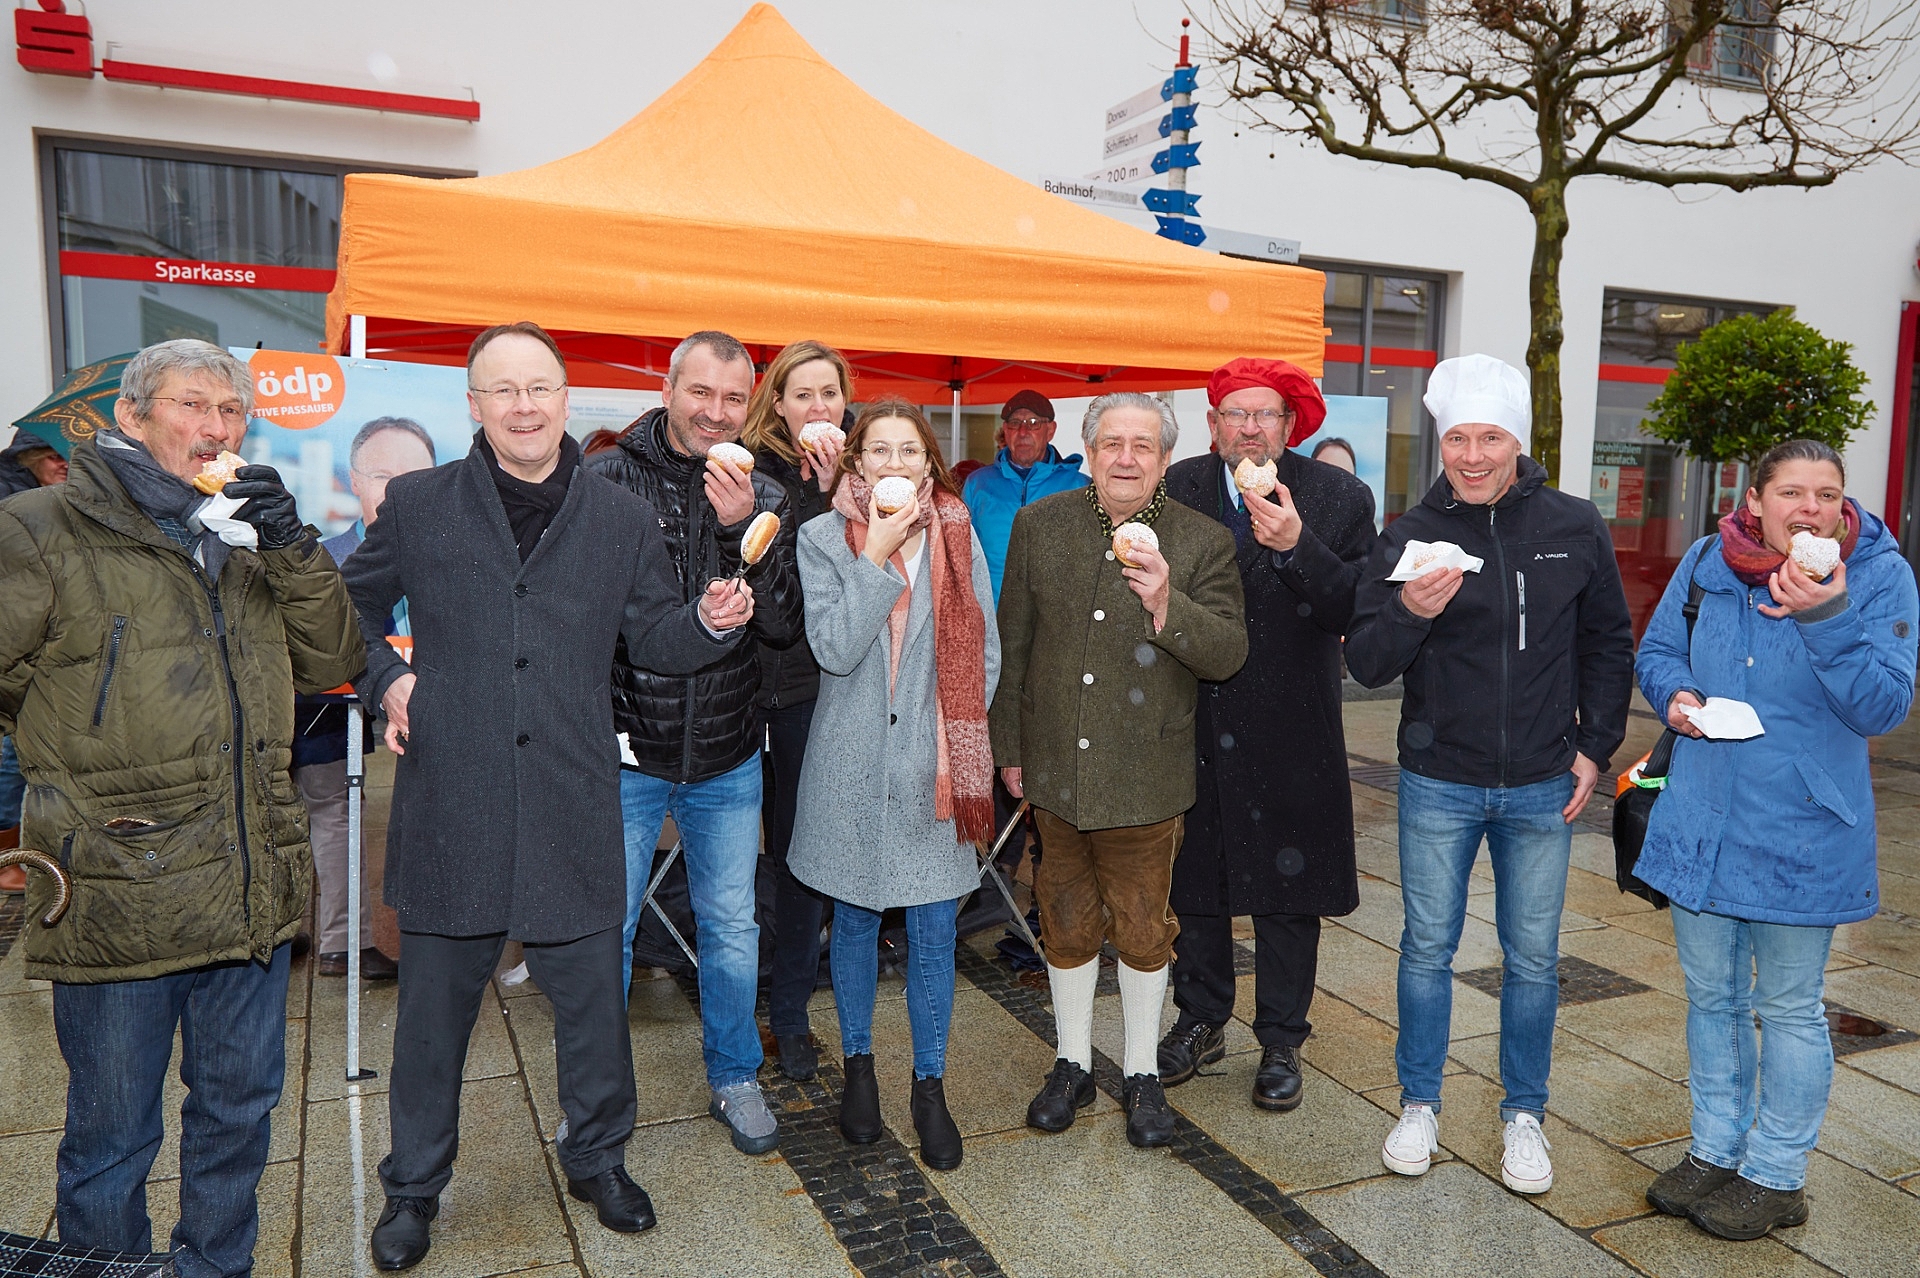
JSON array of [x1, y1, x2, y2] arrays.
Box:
[[873, 475, 917, 515], [1234, 457, 1278, 498], [799, 420, 845, 449], [1112, 522, 1159, 567], [708, 441, 755, 472], [1789, 530, 1842, 581]]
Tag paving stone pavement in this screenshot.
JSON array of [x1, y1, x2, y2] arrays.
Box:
[[3, 699, 1920, 1276]]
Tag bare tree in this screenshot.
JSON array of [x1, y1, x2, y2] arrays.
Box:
[[1205, 0, 1920, 480]]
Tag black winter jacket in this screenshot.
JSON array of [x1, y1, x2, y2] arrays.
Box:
[[754, 448, 835, 710], [1346, 457, 1635, 788], [590, 409, 803, 783]]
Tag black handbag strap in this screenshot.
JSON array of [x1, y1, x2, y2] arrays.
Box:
[[1644, 536, 1716, 780]]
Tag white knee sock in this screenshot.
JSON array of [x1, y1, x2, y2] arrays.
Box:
[[1047, 959, 1099, 1071], [1118, 961, 1169, 1079]]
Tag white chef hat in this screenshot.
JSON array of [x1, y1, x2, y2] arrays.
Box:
[[1424, 354, 1531, 454]]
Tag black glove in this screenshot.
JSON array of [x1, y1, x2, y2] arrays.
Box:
[[224, 465, 309, 551]]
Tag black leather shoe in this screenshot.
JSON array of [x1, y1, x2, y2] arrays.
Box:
[[1123, 1073, 1176, 1148], [1646, 1153, 1738, 1217], [1688, 1174, 1809, 1240], [839, 1053, 884, 1143], [369, 1195, 437, 1271], [566, 1166, 657, 1233], [318, 947, 399, 980], [1157, 1017, 1227, 1087], [1252, 1044, 1304, 1111], [911, 1076, 963, 1170], [1025, 1058, 1096, 1132], [777, 1033, 818, 1082]]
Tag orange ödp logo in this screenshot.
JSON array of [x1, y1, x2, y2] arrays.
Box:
[[248, 351, 345, 429]]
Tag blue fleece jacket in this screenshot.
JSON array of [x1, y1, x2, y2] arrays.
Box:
[[962, 445, 1088, 603]]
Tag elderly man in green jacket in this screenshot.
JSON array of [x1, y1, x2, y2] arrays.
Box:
[[0, 339, 364, 1277], [991, 390, 1247, 1149]]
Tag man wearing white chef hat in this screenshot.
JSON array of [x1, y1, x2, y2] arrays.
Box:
[[1345, 353, 1633, 1200]]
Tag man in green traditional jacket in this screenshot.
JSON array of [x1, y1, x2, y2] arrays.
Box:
[[0, 339, 363, 1277], [990, 391, 1246, 1151]]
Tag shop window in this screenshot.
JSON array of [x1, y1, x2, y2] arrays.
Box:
[[1595, 290, 1777, 635]]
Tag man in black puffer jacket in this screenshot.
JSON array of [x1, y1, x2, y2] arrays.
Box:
[[589, 330, 802, 1158]]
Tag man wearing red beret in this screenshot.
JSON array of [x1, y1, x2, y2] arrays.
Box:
[[1159, 358, 1378, 1112]]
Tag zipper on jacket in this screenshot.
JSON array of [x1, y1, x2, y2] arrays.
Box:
[[91, 615, 129, 727], [196, 565, 253, 929], [680, 490, 706, 780], [1516, 572, 1528, 652], [1492, 505, 1509, 787]]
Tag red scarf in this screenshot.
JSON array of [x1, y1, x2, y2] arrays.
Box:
[[1717, 498, 1861, 587], [834, 475, 995, 844]]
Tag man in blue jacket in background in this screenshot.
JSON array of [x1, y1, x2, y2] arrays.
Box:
[[963, 390, 1089, 956]]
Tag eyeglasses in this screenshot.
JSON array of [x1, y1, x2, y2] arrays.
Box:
[[145, 396, 247, 423], [469, 383, 566, 404], [862, 443, 927, 463], [1003, 416, 1054, 429], [1216, 407, 1295, 427]]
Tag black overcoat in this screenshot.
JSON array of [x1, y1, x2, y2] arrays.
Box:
[[1166, 450, 1376, 917], [344, 444, 736, 942]]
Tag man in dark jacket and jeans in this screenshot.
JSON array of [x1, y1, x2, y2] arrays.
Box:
[[0, 339, 364, 1278], [1346, 354, 1633, 1200], [347, 323, 752, 1269], [589, 330, 802, 1158]]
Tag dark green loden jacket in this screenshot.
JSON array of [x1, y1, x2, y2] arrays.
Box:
[[991, 488, 1247, 830], [0, 441, 365, 983]]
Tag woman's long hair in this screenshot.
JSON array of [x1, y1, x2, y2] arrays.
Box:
[[834, 400, 963, 499], [742, 340, 853, 466]]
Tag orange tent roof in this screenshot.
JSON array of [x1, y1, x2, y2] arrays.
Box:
[[324, 3, 1323, 402]]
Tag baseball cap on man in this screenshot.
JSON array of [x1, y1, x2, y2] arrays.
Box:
[[1001, 390, 1054, 422]]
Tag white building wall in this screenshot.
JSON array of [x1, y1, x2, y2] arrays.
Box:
[[3, 0, 1916, 512]]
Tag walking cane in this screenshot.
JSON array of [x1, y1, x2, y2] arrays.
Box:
[[977, 799, 1040, 954]]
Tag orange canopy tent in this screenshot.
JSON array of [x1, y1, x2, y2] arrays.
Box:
[[323, 4, 1323, 405]]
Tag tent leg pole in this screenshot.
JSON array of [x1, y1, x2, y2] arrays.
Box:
[[350, 314, 367, 360], [951, 388, 963, 466]]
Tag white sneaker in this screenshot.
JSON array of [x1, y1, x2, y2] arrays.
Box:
[[1501, 1113, 1553, 1193], [1381, 1104, 1439, 1176]]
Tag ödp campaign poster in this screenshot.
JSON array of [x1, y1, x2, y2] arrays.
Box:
[[1293, 395, 1390, 530]]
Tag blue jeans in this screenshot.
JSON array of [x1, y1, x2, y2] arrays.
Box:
[[1396, 769, 1573, 1121], [1671, 905, 1835, 1191], [831, 896, 961, 1079], [620, 754, 764, 1088], [0, 736, 24, 826], [52, 945, 291, 1278]]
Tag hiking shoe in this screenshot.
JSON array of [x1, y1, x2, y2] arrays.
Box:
[[709, 1079, 780, 1155], [1646, 1153, 1738, 1217], [1501, 1113, 1553, 1194], [1123, 1073, 1176, 1148], [1381, 1104, 1438, 1176], [1252, 1044, 1303, 1111], [1688, 1175, 1809, 1241], [1025, 1058, 1096, 1132], [1157, 1017, 1227, 1087]]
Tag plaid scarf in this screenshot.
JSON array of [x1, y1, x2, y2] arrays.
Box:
[[1084, 479, 1169, 538], [834, 475, 995, 844], [1717, 498, 1860, 587]]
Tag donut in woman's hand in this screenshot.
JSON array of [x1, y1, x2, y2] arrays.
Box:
[[740, 510, 780, 566], [191, 450, 247, 496], [799, 420, 845, 449], [1233, 457, 1278, 498], [708, 441, 755, 473], [1112, 522, 1159, 568], [1789, 530, 1841, 581], [873, 475, 917, 515]]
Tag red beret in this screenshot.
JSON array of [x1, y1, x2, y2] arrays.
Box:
[[1207, 358, 1326, 446]]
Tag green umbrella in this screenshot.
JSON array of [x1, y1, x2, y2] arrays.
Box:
[[10, 353, 136, 460]]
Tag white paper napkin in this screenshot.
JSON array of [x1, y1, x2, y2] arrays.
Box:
[[195, 493, 259, 550], [1388, 539, 1486, 582], [1681, 697, 1765, 741]]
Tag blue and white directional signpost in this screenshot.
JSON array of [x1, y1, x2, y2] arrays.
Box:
[[1149, 20, 1203, 246]]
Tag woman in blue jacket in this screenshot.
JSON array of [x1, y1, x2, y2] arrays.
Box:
[[1634, 439, 1917, 1242]]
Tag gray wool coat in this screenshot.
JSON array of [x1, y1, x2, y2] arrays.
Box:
[[344, 445, 737, 942], [788, 512, 1000, 912]]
